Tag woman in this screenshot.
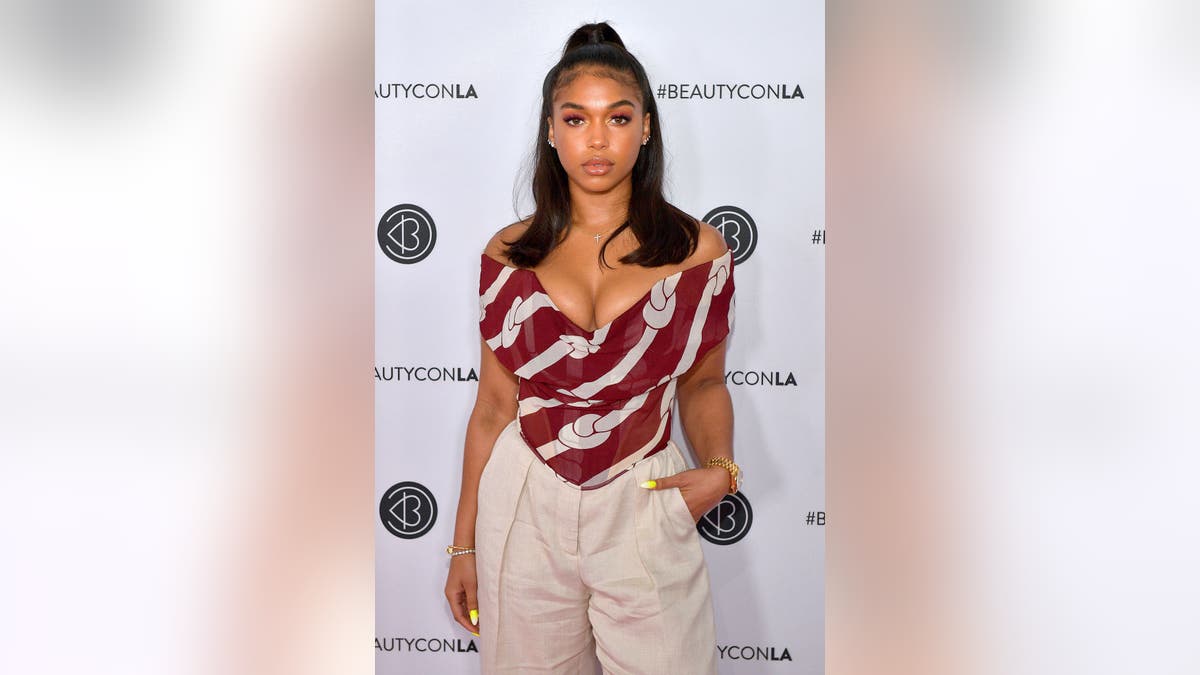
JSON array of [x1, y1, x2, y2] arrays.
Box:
[[444, 22, 741, 674]]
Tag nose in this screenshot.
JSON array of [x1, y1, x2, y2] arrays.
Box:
[[587, 125, 609, 149]]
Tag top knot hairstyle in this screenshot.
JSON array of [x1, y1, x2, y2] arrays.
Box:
[[504, 22, 701, 269]]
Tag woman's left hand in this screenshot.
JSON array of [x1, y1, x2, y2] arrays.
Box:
[[642, 466, 730, 523]]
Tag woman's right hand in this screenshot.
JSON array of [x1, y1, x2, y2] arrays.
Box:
[[444, 554, 480, 636]]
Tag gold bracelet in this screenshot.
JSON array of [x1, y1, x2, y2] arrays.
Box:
[[705, 457, 741, 495], [445, 545, 476, 557]]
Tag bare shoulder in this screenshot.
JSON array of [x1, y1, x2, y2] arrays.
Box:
[[691, 220, 731, 264], [483, 218, 532, 264]]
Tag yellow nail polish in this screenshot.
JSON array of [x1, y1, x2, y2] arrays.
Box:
[[472, 632, 479, 637], [640, 480, 657, 489], [469, 609, 479, 626]]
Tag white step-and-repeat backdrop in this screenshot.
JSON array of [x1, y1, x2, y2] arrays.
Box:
[[376, 3, 824, 672]]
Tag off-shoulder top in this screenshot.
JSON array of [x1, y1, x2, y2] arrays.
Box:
[[478, 248, 735, 489]]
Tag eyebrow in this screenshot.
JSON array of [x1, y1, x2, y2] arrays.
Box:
[[558, 99, 637, 111]]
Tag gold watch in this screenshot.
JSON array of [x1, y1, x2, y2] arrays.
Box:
[[705, 457, 742, 495]]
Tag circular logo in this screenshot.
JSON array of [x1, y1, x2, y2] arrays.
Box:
[[696, 491, 753, 545], [379, 481, 438, 539], [702, 205, 757, 265], [378, 203, 436, 264]]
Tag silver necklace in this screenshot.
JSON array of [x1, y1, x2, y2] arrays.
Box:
[[583, 225, 619, 243]]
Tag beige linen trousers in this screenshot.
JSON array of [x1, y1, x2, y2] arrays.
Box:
[[474, 418, 719, 674]]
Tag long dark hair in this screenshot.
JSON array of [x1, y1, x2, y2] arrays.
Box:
[[502, 21, 700, 270]]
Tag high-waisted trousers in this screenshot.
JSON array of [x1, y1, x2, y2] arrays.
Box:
[[474, 418, 718, 674]]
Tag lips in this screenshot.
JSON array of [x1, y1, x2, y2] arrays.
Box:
[[582, 157, 614, 176]]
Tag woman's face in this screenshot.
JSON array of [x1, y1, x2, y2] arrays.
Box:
[[547, 70, 651, 197]]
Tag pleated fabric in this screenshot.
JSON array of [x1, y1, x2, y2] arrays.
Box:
[[474, 419, 718, 675]]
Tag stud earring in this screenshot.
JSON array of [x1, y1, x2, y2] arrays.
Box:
[[642, 135, 650, 146], [548, 138, 555, 148]]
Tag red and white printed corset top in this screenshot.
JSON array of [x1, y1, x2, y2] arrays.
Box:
[[478, 248, 735, 489]]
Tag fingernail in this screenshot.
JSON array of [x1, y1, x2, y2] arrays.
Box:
[[640, 480, 657, 489], [472, 632, 480, 637], [469, 609, 479, 626]]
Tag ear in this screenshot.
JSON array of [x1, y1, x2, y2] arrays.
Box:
[[546, 116, 554, 145], [642, 112, 651, 138]]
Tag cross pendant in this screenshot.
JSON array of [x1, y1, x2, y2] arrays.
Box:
[[593, 233, 602, 242]]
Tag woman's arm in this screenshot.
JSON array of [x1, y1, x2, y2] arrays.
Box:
[[645, 337, 735, 520], [451, 336, 519, 546], [675, 336, 735, 468], [454, 227, 526, 547], [673, 225, 737, 476], [445, 336, 518, 635]]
